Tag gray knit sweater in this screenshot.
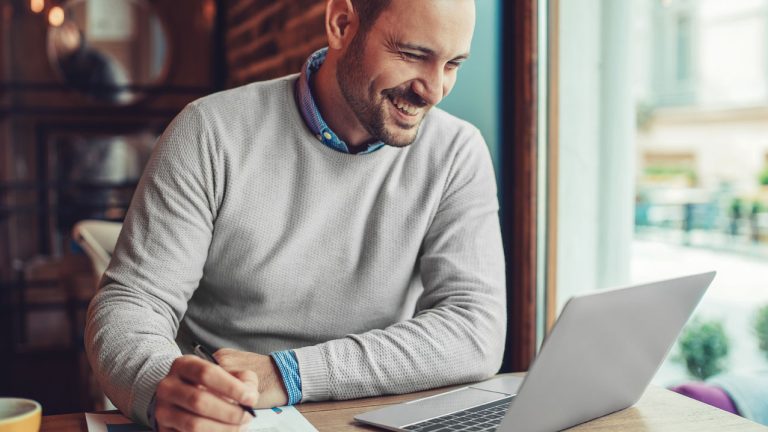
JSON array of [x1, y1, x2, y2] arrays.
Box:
[[85, 74, 506, 425]]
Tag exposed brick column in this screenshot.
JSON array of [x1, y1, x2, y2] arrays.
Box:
[[225, 0, 327, 86]]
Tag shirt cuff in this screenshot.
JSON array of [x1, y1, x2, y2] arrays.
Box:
[[270, 350, 302, 405]]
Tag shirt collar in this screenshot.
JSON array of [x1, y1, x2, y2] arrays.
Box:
[[296, 48, 385, 155]]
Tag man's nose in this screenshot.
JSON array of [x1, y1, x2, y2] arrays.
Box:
[[411, 66, 446, 106]]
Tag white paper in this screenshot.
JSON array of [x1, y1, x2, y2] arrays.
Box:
[[85, 413, 150, 432], [245, 406, 319, 432], [85, 406, 317, 432]]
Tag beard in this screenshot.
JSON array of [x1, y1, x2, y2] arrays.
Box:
[[336, 31, 429, 148]]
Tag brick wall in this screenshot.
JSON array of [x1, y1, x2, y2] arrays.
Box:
[[225, 0, 327, 87]]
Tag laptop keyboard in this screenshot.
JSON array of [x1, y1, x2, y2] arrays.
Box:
[[402, 396, 514, 432]]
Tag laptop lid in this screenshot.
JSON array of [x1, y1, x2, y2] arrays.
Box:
[[497, 271, 715, 432]]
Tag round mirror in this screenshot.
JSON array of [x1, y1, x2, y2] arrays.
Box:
[[47, 0, 170, 105]]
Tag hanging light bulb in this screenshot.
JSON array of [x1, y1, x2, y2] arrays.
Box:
[[48, 5, 64, 26], [30, 0, 44, 14]]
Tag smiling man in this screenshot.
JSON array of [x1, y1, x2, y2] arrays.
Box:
[[85, 0, 506, 431]]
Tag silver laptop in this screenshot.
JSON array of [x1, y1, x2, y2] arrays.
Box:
[[355, 271, 716, 432]]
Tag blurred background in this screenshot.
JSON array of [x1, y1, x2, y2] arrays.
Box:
[[555, 0, 768, 407]]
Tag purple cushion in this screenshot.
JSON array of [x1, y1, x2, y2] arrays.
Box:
[[670, 382, 739, 415]]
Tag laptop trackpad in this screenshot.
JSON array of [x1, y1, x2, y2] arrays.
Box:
[[355, 387, 507, 428], [470, 376, 524, 395]]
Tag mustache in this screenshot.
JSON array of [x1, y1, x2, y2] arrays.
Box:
[[383, 86, 428, 108]]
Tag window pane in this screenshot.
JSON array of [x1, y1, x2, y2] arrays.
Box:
[[556, 0, 768, 389]]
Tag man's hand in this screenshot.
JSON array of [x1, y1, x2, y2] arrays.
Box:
[[155, 355, 259, 432], [214, 348, 289, 408]]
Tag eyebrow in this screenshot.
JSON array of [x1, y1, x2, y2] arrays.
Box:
[[397, 43, 470, 62]]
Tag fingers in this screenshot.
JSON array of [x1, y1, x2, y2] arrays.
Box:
[[155, 400, 249, 432], [156, 375, 252, 425], [194, 348, 283, 410], [154, 356, 260, 432], [170, 355, 259, 407]]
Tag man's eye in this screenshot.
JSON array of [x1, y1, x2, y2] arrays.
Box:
[[402, 52, 425, 61]]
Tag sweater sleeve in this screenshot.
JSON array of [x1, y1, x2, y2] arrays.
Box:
[[85, 102, 220, 425], [293, 128, 506, 401]]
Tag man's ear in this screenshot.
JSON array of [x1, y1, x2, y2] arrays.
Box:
[[325, 0, 358, 50]]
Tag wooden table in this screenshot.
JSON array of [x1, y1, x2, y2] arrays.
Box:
[[41, 377, 767, 431]]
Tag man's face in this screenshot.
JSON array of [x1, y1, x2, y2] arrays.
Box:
[[336, 0, 475, 148]]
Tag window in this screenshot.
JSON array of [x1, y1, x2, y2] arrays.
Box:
[[554, 0, 768, 385], [675, 14, 692, 82]]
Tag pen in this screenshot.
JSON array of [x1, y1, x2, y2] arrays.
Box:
[[192, 341, 257, 418]]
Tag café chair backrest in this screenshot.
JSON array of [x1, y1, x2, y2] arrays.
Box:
[[72, 220, 122, 282]]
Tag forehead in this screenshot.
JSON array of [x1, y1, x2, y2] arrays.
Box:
[[371, 0, 476, 56]]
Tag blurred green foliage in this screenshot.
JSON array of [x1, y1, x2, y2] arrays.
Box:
[[756, 305, 768, 360], [677, 318, 729, 380], [644, 165, 697, 185], [759, 166, 768, 186]]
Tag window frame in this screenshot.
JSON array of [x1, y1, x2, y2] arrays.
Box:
[[500, 0, 541, 372]]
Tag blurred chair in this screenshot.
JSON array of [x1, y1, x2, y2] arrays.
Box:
[[72, 220, 122, 282], [671, 375, 768, 426], [669, 382, 739, 415], [72, 219, 122, 411]]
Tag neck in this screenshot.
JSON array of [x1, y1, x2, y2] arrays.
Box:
[[313, 55, 373, 150]]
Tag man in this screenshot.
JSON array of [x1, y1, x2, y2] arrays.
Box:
[[85, 0, 506, 430]]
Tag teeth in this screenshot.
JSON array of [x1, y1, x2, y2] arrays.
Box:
[[391, 96, 418, 115]]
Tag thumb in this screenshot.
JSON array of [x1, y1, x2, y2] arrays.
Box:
[[231, 370, 260, 405]]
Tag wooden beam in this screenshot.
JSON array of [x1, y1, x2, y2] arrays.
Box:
[[500, 0, 539, 373]]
